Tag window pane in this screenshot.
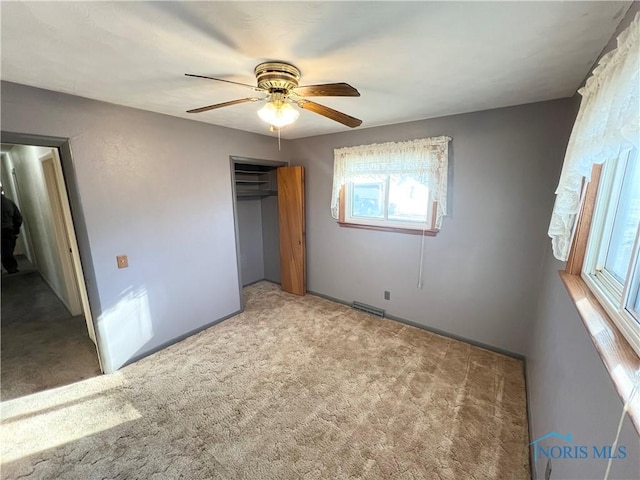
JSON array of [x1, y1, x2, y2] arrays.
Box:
[[351, 182, 384, 218], [605, 150, 640, 283], [632, 254, 640, 317], [388, 175, 429, 223]]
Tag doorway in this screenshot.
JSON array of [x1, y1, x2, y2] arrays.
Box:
[[1, 139, 102, 400], [230, 156, 306, 305], [232, 157, 286, 292]]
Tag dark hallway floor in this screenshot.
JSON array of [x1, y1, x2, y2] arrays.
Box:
[[1, 257, 101, 401]]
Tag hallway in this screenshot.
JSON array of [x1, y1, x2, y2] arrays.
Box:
[[1, 257, 101, 401]]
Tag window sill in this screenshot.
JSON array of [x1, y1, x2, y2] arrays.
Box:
[[560, 271, 640, 434], [338, 222, 439, 236]]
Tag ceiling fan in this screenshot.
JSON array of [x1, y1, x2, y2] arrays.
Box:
[[185, 62, 362, 130]]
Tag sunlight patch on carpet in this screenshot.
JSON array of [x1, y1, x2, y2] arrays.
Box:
[[1, 373, 140, 463]]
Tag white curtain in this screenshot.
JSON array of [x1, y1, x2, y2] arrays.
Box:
[[549, 12, 639, 261], [331, 136, 451, 229]]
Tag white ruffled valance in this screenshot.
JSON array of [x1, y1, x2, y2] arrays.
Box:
[[331, 136, 451, 229], [549, 12, 640, 261]]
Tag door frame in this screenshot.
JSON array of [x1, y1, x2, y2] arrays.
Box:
[[229, 156, 288, 310], [1, 131, 104, 372], [40, 150, 85, 317]]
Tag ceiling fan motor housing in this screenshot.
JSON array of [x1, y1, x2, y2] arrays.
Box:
[[254, 62, 301, 92], [186, 61, 361, 128]]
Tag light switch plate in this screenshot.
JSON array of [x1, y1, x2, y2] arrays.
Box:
[[117, 255, 128, 269]]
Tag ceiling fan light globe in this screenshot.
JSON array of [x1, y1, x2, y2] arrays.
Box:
[[258, 101, 299, 128]]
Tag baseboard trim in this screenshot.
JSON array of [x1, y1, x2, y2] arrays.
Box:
[[121, 308, 242, 370], [242, 278, 266, 287], [524, 360, 535, 480], [308, 289, 525, 361], [242, 277, 281, 288]]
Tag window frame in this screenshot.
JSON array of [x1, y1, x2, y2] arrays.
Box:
[[581, 148, 640, 357], [337, 184, 439, 236], [563, 156, 640, 434], [342, 176, 436, 232]]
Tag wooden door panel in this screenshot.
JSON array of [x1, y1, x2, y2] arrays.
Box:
[[278, 166, 306, 295]]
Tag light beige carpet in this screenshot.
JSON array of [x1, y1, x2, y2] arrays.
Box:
[[1, 281, 530, 479]]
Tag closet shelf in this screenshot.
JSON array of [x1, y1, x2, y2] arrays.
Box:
[[236, 190, 277, 198], [235, 169, 270, 175], [235, 180, 270, 184]]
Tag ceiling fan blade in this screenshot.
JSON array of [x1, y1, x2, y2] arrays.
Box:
[[297, 100, 362, 128], [185, 74, 262, 91], [187, 97, 259, 114], [293, 83, 360, 97]]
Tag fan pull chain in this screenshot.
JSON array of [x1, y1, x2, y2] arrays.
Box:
[[269, 125, 282, 151]]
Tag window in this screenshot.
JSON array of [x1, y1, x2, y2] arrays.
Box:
[[331, 136, 451, 234], [583, 147, 640, 355], [345, 175, 434, 230], [549, 13, 639, 356], [548, 12, 639, 429]]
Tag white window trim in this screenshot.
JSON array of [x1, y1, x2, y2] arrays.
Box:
[[582, 148, 640, 357], [582, 272, 640, 357], [343, 180, 435, 231]]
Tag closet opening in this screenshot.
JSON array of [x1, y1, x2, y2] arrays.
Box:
[[230, 156, 306, 306]]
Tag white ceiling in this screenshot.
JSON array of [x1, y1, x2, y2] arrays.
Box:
[[0, 1, 630, 139]]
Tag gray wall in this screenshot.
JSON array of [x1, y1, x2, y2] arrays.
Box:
[[526, 4, 640, 479], [235, 195, 281, 286], [288, 99, 575, 355], [1, 81, 284, 372], [236, 198, 265, 286], [261, 195, 280, 283], [527, 250, 639, 479]]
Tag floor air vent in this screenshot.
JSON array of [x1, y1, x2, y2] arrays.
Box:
[[352, 301, 385, 317]]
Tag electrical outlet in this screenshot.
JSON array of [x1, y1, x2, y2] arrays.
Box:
[[384, 291, 390, 300], [545, 459, 552, 480]]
